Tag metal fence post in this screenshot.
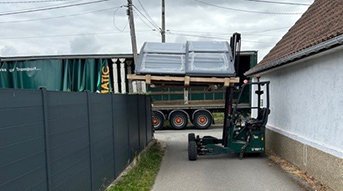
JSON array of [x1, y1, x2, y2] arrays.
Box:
[[136, 95, 141, 151], [40, 88, 52, 191], [126, 95, 132, 161], [146, 96, 149, 144], [86, 91, 94, 191], [111, 93, 116, 178]]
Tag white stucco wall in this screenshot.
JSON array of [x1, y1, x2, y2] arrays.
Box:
[[253, 49, 343, 159]]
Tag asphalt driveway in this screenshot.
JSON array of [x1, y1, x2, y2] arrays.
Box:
[[152, 126, 304, 191]]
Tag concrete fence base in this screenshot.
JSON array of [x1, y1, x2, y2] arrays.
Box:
[[266, 128, 343, 191]]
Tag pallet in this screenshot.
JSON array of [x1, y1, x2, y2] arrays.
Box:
[[127, 74, 240, 87]]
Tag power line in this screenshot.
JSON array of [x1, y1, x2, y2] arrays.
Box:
[[239, 0, 311, 6], [193, 0, 303, 15], [0, 30, 154, 40], [168, 31, 276, 45], [168, 26, 290, 36], [0, 0, 83, 14], [136, 0, 159, 29], [133, 5, 160, 31], [245, 26, 290, 34], [132, 9, 157, 31], [112, 6, 128, 32], [0, 6, 119, 24], [0, 0, 73, 4], [0, 0, 113, 17]]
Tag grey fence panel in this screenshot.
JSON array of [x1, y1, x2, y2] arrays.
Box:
[[46, 91, 91, 191], [89, 93, 115, 191], [138, 95, 147, 150], [112, 94, 130, 177], [146, 96, 153, 142], [0, 88, 153, 191], [0, 89, 47, 191], [127, 95, 140, 159]]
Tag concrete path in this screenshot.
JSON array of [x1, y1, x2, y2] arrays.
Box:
[[153, 126, 304, 191]]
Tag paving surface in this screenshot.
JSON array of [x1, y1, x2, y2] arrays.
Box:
[[152, 126, 305, 191]]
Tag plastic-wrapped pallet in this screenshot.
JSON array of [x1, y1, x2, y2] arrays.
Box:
[[137, 42, 186, 75], [135, 41, 236, 77], [186, 41, 235, 76]]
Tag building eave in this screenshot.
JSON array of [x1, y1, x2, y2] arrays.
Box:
[[245, 34, 343, 77]]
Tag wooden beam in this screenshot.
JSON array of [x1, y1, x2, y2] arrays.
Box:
[[224, 78, 230, 87], [184, 76, 190, 86], [127, 74, 240, 87], [146, 74, 151, 84]]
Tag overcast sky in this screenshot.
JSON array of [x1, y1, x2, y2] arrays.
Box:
[[0, 0, 314, 62]]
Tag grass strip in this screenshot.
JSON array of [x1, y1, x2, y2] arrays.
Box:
[[268, 151, 332, 191], [213, 112, 224, 124], [108, 141, 164, 191]]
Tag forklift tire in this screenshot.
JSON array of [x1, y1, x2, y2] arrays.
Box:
[[152, 111, 164, 130], [170, 111, 188, 130], [188, 133, 195, 142], [193, 111, 212, 129], [188, 141, 197, 161]]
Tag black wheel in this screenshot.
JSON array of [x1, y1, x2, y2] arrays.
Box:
[[152, 111, 164, 130], [188, 141, 197, 161], [188, 133, 195, 142], [193, 111, 212, 129], [169, 111, 188, 130]]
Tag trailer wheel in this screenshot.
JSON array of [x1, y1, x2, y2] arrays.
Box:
[[193, 111, 212, 129], [152, 111, 164, 130], [170, 111, 188, 130], [188, 141, 197, 161], [188, 133, 195, 142]]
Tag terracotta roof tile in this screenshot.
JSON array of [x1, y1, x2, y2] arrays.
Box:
[[248, 0, 343, 75]]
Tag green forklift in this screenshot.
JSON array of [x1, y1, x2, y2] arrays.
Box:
[[188, 80, 270, 160]]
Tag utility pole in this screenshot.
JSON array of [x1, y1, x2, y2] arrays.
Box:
[[161, 0, 166, 42], [127, 0, 138, 65]]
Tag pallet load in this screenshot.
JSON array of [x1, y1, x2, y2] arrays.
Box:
[[135, 40, 236, 77]]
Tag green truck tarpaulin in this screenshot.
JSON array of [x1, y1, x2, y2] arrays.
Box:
[[0, 58, 112, 93]]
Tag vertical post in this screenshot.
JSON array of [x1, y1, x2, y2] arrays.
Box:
[[126, 60, 133, 93], [136, 95, 141, 151], [126, 95, 132, 162], [86, 91, 94, 191], [222, 86, 232, 147], [161, 0, 166, 42], [127, 0, 138, 65], [120, 59, 127, 94], [132, 81, 137, 93], [111, 59, 119, 93], [111, 93, 116, 178], [40, 88, 51, 191], [145, 96, 149, 145], [141, 81, 146, 93], [137, 81, 142, 93], [184, 88, 189, 105]]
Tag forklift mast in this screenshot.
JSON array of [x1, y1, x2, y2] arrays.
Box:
[[223, 33, 242, 147]]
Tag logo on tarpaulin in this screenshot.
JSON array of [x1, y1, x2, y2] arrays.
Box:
[[97, 59, 112, 93]]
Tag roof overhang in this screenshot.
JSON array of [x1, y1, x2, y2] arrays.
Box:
[[245, 34, 343, 77]]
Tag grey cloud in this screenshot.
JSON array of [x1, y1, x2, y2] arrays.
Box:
[[1, 45, 18, 56], [70, 35, 101, 54]]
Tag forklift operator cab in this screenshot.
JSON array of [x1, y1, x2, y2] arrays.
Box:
[[245, 108, 270, 130], [188, 81, 270, 160]]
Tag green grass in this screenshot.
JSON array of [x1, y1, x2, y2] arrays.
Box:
[[108, 142, 164, 191], [213, 112, 224, 124]]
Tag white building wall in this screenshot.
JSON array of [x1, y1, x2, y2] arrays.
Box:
[[255, 49, 343, 159]]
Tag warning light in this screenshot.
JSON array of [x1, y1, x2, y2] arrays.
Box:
[[243, 79, 249, 84], [261, 137, 264, 141]]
